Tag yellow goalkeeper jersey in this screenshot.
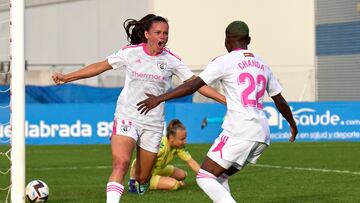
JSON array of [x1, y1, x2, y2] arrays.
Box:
[[153, 136, 192, 170]]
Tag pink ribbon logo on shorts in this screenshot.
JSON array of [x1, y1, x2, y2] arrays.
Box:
[[212, 135, 229, 159]]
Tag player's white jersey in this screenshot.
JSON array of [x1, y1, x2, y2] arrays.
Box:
[[107, 43, 193, 129], [199, 49, 282, 144]]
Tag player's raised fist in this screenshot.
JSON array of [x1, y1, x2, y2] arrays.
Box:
[[52, 72, 66, 85]]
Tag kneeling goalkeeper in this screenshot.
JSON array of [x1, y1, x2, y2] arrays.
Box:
[[128, 119, 200, 191]]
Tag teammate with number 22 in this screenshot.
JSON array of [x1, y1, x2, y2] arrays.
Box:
[[137, 20, 298, 202]]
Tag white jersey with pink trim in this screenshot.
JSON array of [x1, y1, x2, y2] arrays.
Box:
[[107, 43, 193, 129], [199, 49, 282, 144]]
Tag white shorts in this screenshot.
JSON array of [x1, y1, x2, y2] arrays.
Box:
[[207, 131, 268, 170], [111, 118, 163, 153]]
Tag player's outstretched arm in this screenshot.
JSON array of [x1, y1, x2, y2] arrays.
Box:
[[185, 76, 226, 105], [198, 85, 226, 105], [271, 93, 298, 142], [137, 77, 206, 115], [52, 60, 112, 85], [187, 158, 200, 173]]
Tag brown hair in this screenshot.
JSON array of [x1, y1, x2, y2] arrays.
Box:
[[123, 14, 168, 45], [166, 119, 185, 138]]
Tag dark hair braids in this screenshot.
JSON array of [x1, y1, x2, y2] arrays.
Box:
[[166, 119, 185, 138], [123, 14, 168, 45]]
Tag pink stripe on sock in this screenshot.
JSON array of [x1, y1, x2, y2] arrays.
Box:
[[196, 175, 216, 179], [106, 187, 123, 192], [107, 185, 123, 190], [107, 190, 124, 195], [196, 169, 217, 179], [106, 189, 124, 194], [106, 189, 124, 193], [107, 186, 123, 191], [197, 171, 215, 177], [196, 171, 216, 179], [107, 184, 124, 194]]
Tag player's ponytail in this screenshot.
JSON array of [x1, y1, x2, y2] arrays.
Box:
[[166, 119, 185, 138], [123, 14, 168, 45], [123, 18, 146, 45]]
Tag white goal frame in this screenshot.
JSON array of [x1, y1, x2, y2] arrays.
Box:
[[10, 0, 25, 202]]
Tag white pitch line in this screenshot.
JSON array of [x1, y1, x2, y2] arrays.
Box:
[[26, 165, 112, 171], [1, 164, 359, 176], [253, 164, 360, 175]]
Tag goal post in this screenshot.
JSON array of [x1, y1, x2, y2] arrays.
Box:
[[10, 0, 25, 202]]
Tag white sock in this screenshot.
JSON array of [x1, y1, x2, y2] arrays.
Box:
[[106, 182, 124, 203], [217, 173, 230, 192], [196, 169, 236, 203]]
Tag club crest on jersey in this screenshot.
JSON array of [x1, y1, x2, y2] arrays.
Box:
[[157, 61, 167, 71], [121, 124, 130, 133]]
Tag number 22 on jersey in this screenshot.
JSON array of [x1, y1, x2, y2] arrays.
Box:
[[238, 72, 267, 109]]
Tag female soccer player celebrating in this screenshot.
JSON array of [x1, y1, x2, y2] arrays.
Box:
[[52, 14, 225, 203]]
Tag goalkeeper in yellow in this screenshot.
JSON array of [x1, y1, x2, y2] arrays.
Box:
[[128, 119, 200, 191]]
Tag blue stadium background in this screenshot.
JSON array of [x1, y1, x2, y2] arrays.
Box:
[[1, 84, 359, 145]]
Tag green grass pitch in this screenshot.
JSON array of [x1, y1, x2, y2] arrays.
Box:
[[1, 142, 360, 202]]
